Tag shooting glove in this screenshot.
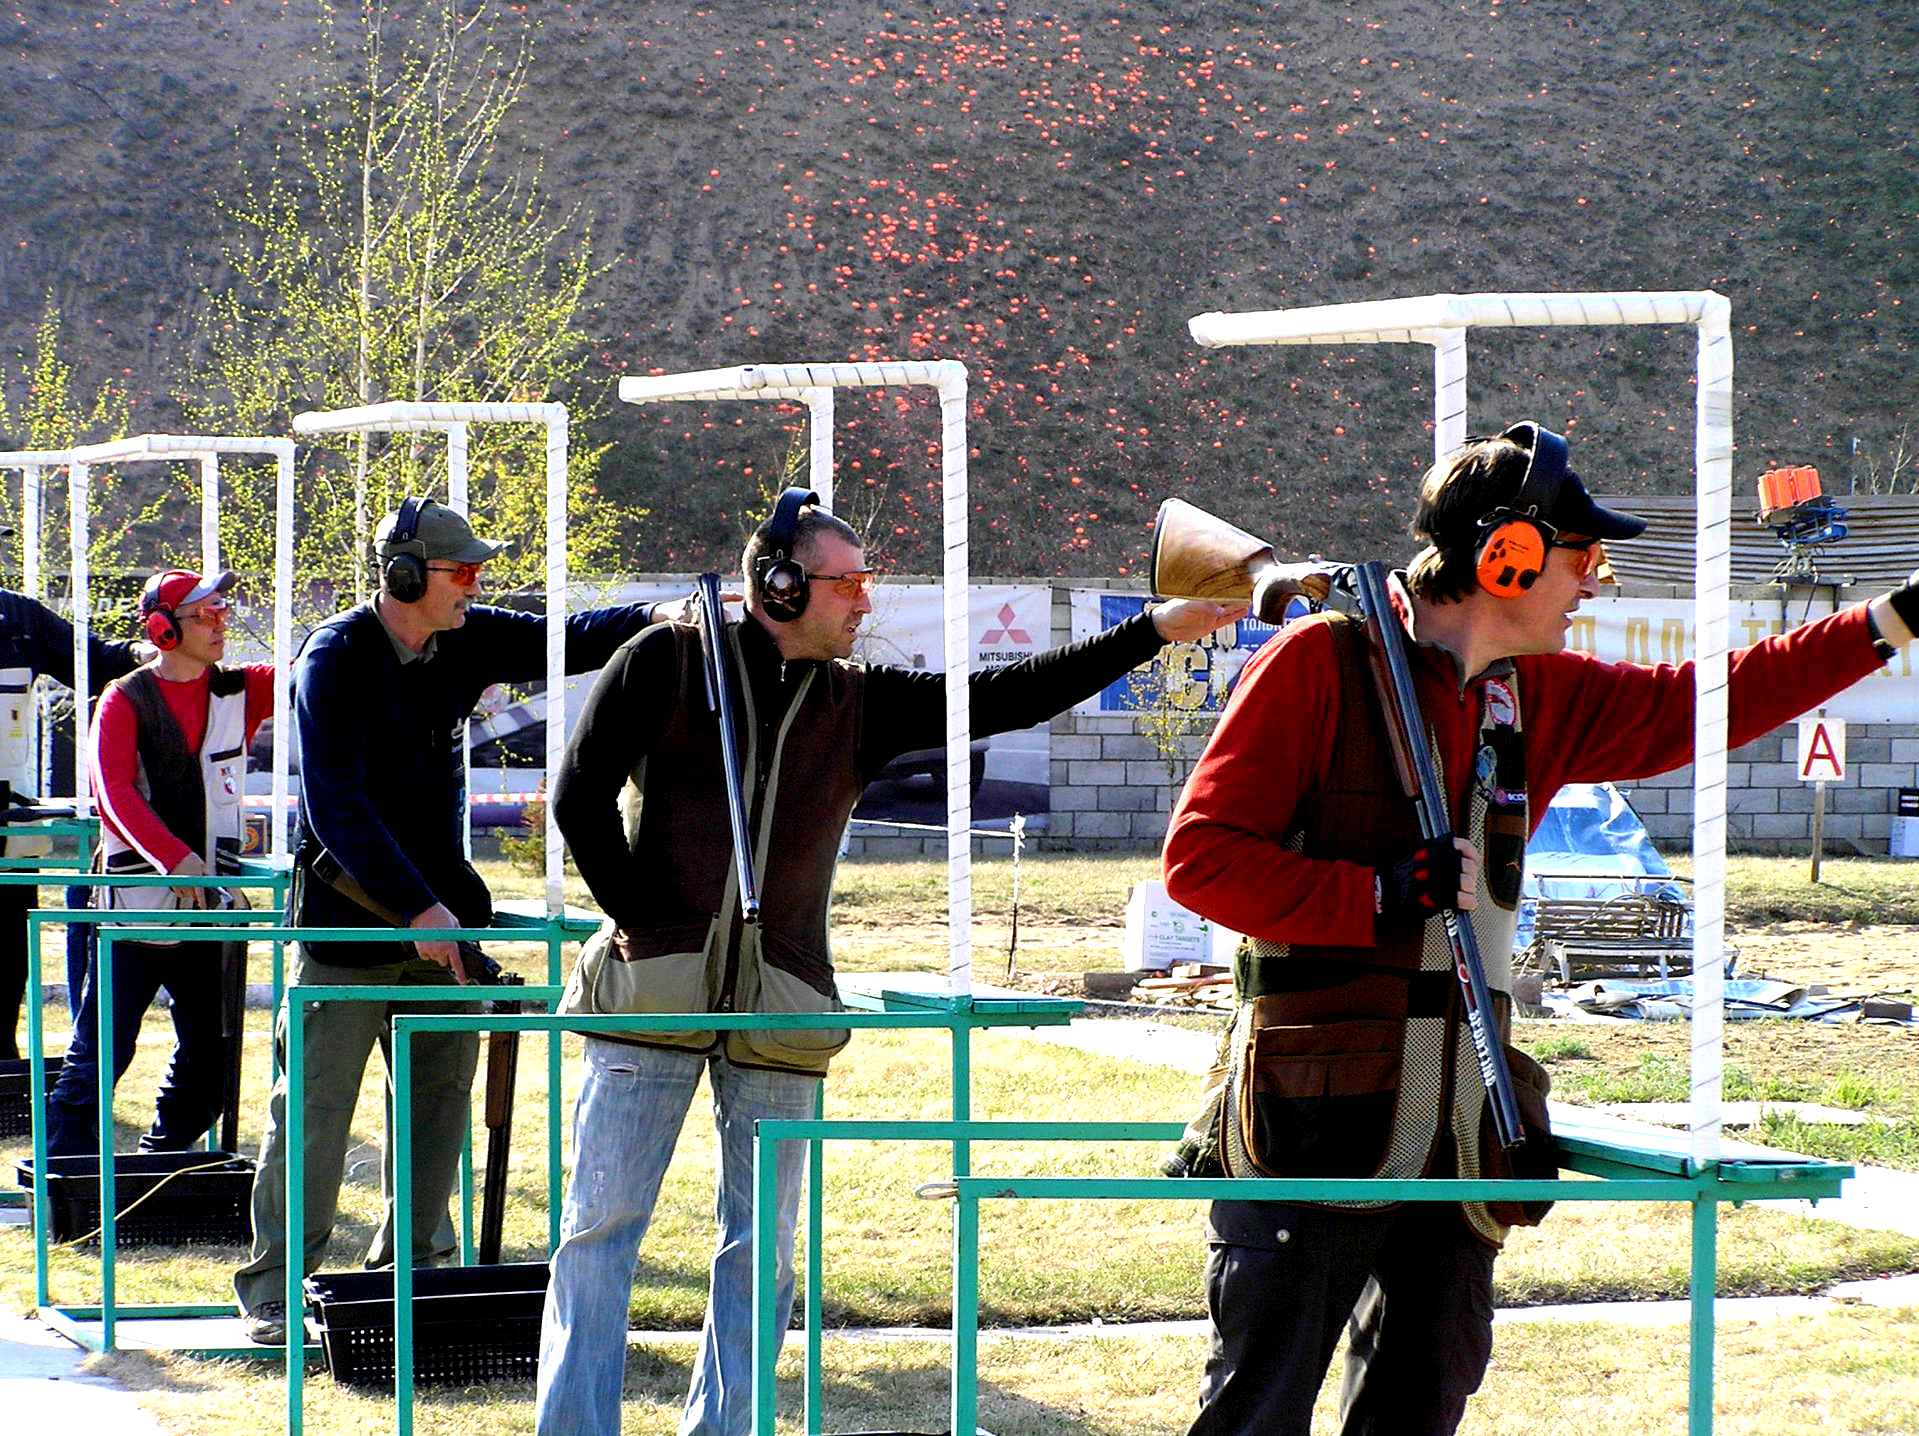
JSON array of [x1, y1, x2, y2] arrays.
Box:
[[1375, 838, 1464, 928]]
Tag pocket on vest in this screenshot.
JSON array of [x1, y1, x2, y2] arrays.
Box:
[[557, 919, 716, 1050], [730, 936, 849, 1070], [1241, 1018, 1401, 1179], [1478, 1043, 1557, 1228]]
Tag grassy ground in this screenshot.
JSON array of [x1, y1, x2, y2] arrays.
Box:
[[4, 851, 1916, 1432], [95, 1306, 1919, 1434]]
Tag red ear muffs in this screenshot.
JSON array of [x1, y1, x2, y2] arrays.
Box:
[[1474, 516, 1548, 598], [144, 605, 182, 651]]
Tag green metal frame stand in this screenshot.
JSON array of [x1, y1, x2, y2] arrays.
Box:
[[15, 866, 291, 1357], [748, 1114, 1850, 1436]]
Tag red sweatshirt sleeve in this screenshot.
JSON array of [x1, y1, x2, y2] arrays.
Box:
[[1162, 618, 1380, 948], [1520, 603, 1884, 803], [241, 661, 276, 745], [90, 682, 193, 874]]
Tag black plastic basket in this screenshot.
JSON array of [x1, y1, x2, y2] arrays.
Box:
[[0, 1056, 63, 1140], [15, 1149, 255, 1246], [303, 1261, 550, 1388]]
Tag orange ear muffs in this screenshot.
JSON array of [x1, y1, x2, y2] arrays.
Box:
[[1474, 515, 1548, 598]]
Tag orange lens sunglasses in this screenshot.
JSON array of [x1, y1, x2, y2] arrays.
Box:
[[426, 561, 484, 585], [806, 569, 876, 600]]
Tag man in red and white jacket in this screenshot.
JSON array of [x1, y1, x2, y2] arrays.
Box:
[[45, 568, 274, 1155]]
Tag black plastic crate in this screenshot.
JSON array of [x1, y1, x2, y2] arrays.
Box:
[[15, 1149, 255, 1246], [0, 1056, 63, 1140], [303, 1261, 550, 1388]]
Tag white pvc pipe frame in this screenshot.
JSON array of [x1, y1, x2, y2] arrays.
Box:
[[1189, 290, 1734, 1167], [618, 362, 974, 994], [53, 435, 298, 862], [291, 402, 569, 918], [0, 448, 76, 796]]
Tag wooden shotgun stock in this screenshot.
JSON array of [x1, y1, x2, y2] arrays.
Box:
[[478, 973, 525, 1267], [1150, 498, 1337, 621]]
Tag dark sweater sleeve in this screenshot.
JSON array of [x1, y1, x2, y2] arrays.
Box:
[[6, 592, 141, 691], [857, 609, 1167, 780], [551, 624, 680, 929], [295, 629, 439, 921]]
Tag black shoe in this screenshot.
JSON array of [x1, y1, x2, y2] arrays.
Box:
[[243, 1300, 288, 1345]]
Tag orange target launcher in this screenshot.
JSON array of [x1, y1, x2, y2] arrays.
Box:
[[1757, 464, 1848, 547]]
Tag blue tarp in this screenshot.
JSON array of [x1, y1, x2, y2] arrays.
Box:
[[1517, 782, 1689, 949]]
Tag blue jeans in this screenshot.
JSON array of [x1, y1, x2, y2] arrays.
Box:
[[536, 1039, 819, 1436]]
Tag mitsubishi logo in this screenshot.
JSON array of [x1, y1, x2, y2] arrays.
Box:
[[979, 603, 1032, 645]]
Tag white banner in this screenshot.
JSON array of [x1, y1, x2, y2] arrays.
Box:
[[1567, 596, 1914, 724]]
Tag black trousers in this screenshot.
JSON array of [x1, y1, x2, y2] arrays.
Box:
[[45, 938, 235, 1156], [1189, 1199, 1497, 1436]]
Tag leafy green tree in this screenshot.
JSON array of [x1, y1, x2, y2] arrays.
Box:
[[186, 0, 629, 619], [0, 297, 153, 610]]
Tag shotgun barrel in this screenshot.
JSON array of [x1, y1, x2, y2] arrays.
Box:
[[696, 572, 761, 922], [1351, 561, 1525, 1152]]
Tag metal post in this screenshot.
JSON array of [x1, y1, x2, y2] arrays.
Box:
[[1688, 1181, 1719, 1436], [805, 1081, 824, 1434], [1810, 781, 1827, 884], [951, 1186, 980, 1436], [28, 915, 52, 1309], [286, 989, 307, 1436], [547, 926, 563, 1253], [97, 931, 117, 1350], [200, 454, 220, 572], [394, 1022, 417, 1436], [754, 1120, 781, 1436]]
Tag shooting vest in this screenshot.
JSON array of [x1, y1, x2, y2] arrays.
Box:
[[1219, 612, 1553, 1246], [97, 666, 249, 936], [0, 666, 51, 859], [558, 620, 865, 1076]]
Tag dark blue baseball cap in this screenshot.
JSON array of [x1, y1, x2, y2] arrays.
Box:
[[1494, 421, 1647, 541]]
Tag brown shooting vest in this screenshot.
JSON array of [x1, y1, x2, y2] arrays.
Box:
[[558, 620, 867, 1075], [1220, 612, 1551, 1245]]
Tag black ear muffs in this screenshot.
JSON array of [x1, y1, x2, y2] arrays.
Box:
[[140, 580, 181, 651], [1471, 422, 1568, 599], [755, 486, 818, 622], [382, 496, 429, 602]]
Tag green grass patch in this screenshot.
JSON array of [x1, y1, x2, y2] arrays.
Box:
[[1675, 855, 1919, 926]]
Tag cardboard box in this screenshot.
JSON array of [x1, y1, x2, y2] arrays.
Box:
[[1122, 880, 1240, 972]]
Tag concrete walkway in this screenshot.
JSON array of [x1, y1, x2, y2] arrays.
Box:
[[0, 1311, 168, 1432]]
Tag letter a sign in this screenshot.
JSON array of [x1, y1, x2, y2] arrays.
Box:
[[1797, 715, 1846, 783]]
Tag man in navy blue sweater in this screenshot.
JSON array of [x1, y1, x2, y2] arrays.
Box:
[[234, 498, 657, 1343]]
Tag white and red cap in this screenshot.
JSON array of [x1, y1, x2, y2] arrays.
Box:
[[141, 567, 237, 617]]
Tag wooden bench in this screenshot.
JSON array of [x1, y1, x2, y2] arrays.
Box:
[[1521, 886, 1694, 983]]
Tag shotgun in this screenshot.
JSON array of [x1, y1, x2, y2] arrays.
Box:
[[1350, 561, 1525, 1152], [477, 970, 525, 1266], [695, 571, 761, 922]]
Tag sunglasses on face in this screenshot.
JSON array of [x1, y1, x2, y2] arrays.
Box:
[[426, 561, 484, 586], [182, 597, 230, 626], [1548, 536, 1609, 581], [805, 569, 876, 600]]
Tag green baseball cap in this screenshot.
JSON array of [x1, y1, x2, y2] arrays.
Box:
[[374, 499, 510, 565]]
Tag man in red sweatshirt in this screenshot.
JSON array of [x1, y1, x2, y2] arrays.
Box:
[[45, 568, 274, 1155], [1162, 422, 1919, 1436]]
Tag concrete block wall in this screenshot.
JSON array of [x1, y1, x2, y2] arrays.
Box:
[[1629, 723, 1919, 854]]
